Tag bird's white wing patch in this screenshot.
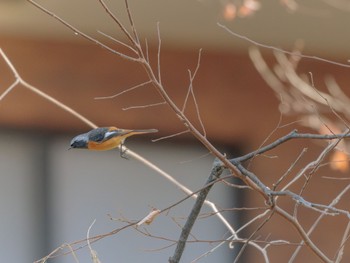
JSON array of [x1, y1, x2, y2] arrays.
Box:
[[104, 130, 118, 140]]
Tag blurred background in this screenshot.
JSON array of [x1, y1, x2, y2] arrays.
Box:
[[1, 0, 350, 262]]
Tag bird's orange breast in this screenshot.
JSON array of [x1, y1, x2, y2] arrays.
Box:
[[87, 137, 124, 151]]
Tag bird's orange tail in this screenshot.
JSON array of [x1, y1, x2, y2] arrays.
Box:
[[130, 129, 158, 134]]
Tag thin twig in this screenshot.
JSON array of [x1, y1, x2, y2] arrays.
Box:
[[94, 80, 153, 100], [122, 101, 166, 111], [0, 79, 19, 101], [156, 22, 162, 84], [152, 130, 190, 142], [97, 30, 138, 54], [335, 220, 350, 263]]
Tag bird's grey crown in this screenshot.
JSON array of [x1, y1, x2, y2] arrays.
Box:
[[70, 133, 88, 149]]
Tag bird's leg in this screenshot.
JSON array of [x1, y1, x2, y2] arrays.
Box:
[[119, 142, 128, 159]]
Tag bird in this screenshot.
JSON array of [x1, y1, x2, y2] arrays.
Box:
[[69, 126, 158, 151]]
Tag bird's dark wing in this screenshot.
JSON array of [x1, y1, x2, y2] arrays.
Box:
[[88, 127, 111, 143]]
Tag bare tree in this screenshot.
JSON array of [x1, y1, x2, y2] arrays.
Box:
[[1, 1, 350, 262]]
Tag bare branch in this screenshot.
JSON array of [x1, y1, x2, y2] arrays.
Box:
[[335, 220, 350, 263], [0, 79, 19, 101], [122, 101, 166, 111], [94, 80, 153, 100], [233, 129, 350, 163], [97, 30, 138, 54], [152, 130, 190, 142], [169, 159, 225, 263], [157, 22, 162, 84]]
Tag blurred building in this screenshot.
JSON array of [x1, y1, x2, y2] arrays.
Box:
[[0, 1, 349, 262]]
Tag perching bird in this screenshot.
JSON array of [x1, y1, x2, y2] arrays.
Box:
[[69, 126, 158, 151]]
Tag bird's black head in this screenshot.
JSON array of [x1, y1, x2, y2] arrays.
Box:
[[69, 134, 88, 149]]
